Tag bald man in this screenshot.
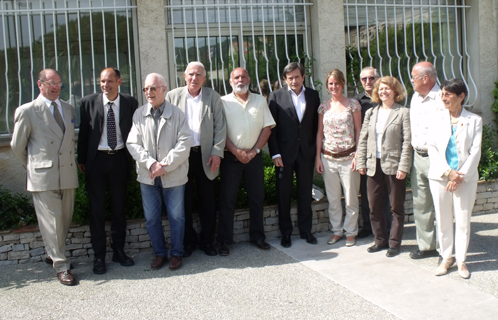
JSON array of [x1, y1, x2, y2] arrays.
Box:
[[409, 62, 444, 260]]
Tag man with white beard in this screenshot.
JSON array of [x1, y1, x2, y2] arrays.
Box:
[[216, 68, 276, 256]]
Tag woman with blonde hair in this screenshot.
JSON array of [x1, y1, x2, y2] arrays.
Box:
[[356, 76, 412, 257], [316, 69, 362, 247]]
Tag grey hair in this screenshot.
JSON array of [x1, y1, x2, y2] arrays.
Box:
[[145, 73, 167, 86], [184, 61, 206, 76], [416, 64, 438, 81], [360, 66, 380, 78]]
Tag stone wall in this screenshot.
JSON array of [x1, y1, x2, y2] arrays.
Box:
[[1, 180, 497, 266]]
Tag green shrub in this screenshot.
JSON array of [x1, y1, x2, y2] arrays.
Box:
[[479, 124, 498, 181], [0, 185, 37, 230]]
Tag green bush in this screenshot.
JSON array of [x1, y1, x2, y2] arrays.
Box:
[[0, 185, 37, 230], [479, 124, 498, 181]]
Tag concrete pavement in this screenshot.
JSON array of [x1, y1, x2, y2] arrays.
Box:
[[0, 212, 497, 319]]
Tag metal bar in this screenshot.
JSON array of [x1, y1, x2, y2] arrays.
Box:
[[302, 0, 313, 90], [365, 2, 373, 69], [113, 0, 120, 91], [182, 0, 189, 65], [52, 0, 58, 70], [14, 1, 22, 107], [0, 6, 138, 14], [193, 0, 200, 60], [2, 9, 11, 134], [445, 4, 455, 78], [261, 0, 271, 93], [374, 1, 382, 76], [125, 6, 134, 96], [217, 0, 227, 95], [271, 0, 281, 89], [438, 0, 448, 80], [419, 3, 427, 61], [343, 3, 470, 9], [383, 2, 392, 77], [89, 0, 97, 92], [64, 0, 73, 100], [205, 1, 214, 89], [170, 0, 179, 88], [249, 0, 260, 91], [354, 0, 363, 75], [239, 0, 246, 69], [461, 0, 477, 107], [101, 0, 108, 67], [77, 4, 84, 98], [39, 0, 46, 70], [292, 0, 300, 65], [27, 1, 35, 99], [164, 2, 313, 8]]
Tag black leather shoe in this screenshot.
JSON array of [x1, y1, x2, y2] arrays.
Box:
[[200, 244, 218, 256], [112, 250, 134, 266], [281, 235, 292, 248], [250, 239, 271, 250], [218, 243, 230, 256], [183, 245, 196, 258], [409, 249, 439, 260], [300, 232, 317, 244], [386, 247, 400, 257], [93, 258, 106, 274], [357, 229, 373, 239], [367, 244, 389, 253]]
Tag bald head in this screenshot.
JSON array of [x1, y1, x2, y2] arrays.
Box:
[[411, 61, 438, 97]]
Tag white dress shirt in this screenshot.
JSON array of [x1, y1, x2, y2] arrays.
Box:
[[410, 83, 444, 151], [40, 95, 65, 122], [99, 94, 124, 150], [289, 85, 306, 122], [186, 89, 203, 147]]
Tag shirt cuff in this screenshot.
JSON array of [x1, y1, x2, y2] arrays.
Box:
[[272, 154, 281, 160]]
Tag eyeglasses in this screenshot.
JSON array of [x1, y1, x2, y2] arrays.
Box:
[[411, 75, 424, 81], [441, 92, 455, 99], [360, 76, 376, 82], [142, 86, 164, 93], [41, 80, 63, 87]]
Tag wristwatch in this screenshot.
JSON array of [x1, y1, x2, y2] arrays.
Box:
[[444, 169, 452, 177], [254, 147, 261, 154]]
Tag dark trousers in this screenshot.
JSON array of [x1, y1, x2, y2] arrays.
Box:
[[360, 174, 392, 233], [86, 150, 129, 259], [218, 152, 265, 244], [277, 151, 314, 236], [184, 147, 217, 247], [367, 159, 405, 249]]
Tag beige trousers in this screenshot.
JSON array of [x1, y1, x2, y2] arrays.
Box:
[[32, 189, 75, 273]]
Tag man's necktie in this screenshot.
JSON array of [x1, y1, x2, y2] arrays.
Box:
[[107, 102, 117, 150], [52, 102, 65, 133]]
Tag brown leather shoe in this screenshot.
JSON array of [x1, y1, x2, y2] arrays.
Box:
[[169, 255, 182, 270], [151, 256, 168, 270], [57, 270, 76, 286]]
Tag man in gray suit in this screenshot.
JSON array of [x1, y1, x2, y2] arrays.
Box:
[[11, 69, 79, 286], [166, 61, 226, 257]]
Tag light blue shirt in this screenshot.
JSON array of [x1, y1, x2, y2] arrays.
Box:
[[446, 124, 459, 170]]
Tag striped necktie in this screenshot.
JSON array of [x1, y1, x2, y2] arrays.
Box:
[[52, 102, 65, 133], [107, 102, 117, 150]]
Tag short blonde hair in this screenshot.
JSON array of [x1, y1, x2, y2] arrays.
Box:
[[371, 76, 406, 104]]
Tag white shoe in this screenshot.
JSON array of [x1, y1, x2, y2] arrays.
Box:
[[345, 236, 355, 247], [457, 261, 470, 279], [435, 258, 453, 276]]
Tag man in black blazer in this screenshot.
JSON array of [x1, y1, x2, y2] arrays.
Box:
[[78, 67, 138, 274], [268, 62, 320, 248]]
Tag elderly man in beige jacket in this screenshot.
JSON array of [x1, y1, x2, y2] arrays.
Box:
[[127, 73, 192, 271]]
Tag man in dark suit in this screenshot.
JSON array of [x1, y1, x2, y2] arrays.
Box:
[[268, 62, 320, 248], [78, 67, 138, 274]]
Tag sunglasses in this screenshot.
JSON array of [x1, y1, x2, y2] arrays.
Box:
[[361, 76, 376, 82]]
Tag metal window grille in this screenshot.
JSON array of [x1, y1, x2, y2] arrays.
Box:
[[0, 0, 138, 136], [165, 0, 314, 96], [344, 0, 477, 108]]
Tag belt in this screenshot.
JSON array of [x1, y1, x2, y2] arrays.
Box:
[[321, 146, 356, 159], [99, 148, 123, 155], [191, 146, 201, 152], [415, 148, 428, 157]]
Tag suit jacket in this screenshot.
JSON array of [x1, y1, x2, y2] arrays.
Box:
[[10, 95, 79, 192], [267, 86, 320, 163], [77, 93, 138, 175], [356, 103, 412, 176], [165, 86, 226, 180], [126, 102, 192, 188], [427, 108, 482, 183], [353, 91, 378, 124]]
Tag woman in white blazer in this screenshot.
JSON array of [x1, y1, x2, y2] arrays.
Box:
[[427, 78, 482, 279]]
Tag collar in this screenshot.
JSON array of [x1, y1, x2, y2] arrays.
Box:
[[416, 83, 441, 102], [187, 87, 203, 100], [147, 101, 166, 116], [103, 93, 120, 106], [288, 85, 306, 96], [232, 91, 251, 105], [39, 94, 61, 108]]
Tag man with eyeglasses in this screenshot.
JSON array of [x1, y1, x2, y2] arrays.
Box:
[[127, 73, 191, 271], [11, 69, 79, 286], [409, 61, 444, 260], [78, 67, 138, 274], [353, 67, 391, 239], [165, 61, 226, 258]]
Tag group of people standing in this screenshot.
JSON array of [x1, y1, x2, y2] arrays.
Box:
[[317, 62, 481, 279], [10, 59, 481, 287], [10, 62, 322, 286]]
